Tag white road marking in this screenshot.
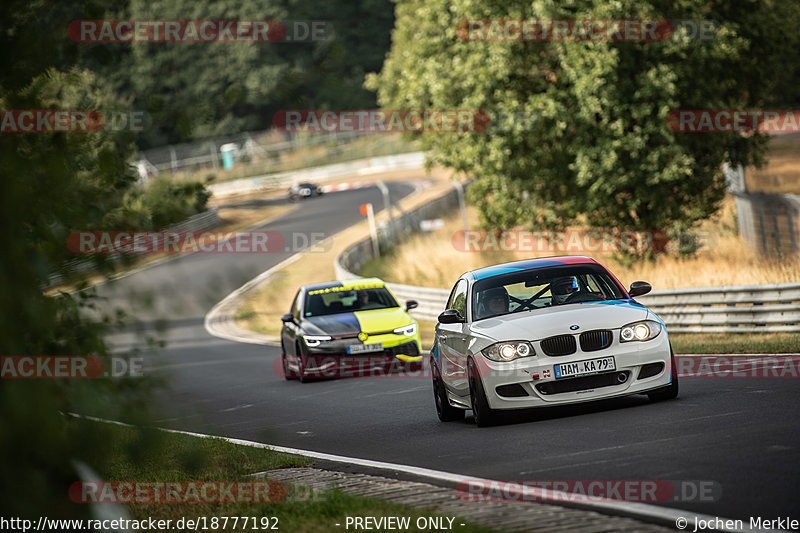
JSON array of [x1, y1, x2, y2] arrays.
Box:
[[68, 412, 754, 532], [681, 410, 749, 423], [220, 404, 254, 413], [360, 386, 427, 399]]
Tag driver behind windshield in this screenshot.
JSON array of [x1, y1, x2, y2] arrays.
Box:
[[480, 286, 509, 318], [355, 289, 370, 308], [551, 276, 579, 305]]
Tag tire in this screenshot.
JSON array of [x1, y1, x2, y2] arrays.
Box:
[[468, 358, 500, 427], [296, 341, 310, 383], [432, 361, 464, 422], [282, 342, 298, 380], [648, 347, 679, 402]]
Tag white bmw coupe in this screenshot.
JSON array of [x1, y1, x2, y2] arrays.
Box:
[[432, 256, 678, 426]]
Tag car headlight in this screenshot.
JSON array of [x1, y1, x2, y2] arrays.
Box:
[[393, 323, 417, 336], [303, 335, 332, 347], [481, 341, 535, 362], [620, 320, 662, 342]]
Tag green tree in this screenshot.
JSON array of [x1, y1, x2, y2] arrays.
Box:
[[0, 1, 203, 515], [0, 65, 162, 517], [89, 0, 396, 146], [368, 0, 798, 248]]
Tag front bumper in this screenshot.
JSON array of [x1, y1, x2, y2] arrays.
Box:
[[473, 332, 672, 410], [301, 337, 422, 378]]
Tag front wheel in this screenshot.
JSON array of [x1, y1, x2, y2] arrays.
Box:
[[281, 340, 298, 380], [282, 354, 298, 380], [432, 362, 464, 422], [648, 347, 679, 402], [468, 358, 500, 427], [296, 341, 311, 383]]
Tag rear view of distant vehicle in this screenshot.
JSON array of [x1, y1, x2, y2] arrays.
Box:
[[432, 256, 678, 426], [288, 182, 323, 201], [280, 278, 422, 381]]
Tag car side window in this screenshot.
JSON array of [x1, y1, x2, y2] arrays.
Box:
[[446, 279, 468, 319]]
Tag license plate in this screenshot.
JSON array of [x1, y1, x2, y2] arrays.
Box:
[[347, 343, 383, 354], [554, 356, 616, 379]]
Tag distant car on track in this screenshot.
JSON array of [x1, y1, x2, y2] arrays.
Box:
[[432, 256, 678, 426], [288, 182, 323, 201], [280, 278, 422, 381]]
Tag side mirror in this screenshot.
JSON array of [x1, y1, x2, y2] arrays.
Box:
[[438, 308, 465, 324], [406, 300, 419, 311], [628, 281, 652, 298], [280, 313, 295, 323]]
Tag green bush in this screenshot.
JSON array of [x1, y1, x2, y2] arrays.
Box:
[[103, 177, 210, 231]]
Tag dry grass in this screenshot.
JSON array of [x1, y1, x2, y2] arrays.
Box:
[[746, 135, 800, 194], [360, 195, 800, 291]]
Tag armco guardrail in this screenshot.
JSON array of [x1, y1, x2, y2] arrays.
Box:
[[385, 283, 450, 323], [386, 281, 800, 333], [636, 283, 800, 333], [209, 151, 426, 198]]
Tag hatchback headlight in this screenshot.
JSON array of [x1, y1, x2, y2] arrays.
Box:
[[482, 341, 535, 362], [393, 323, 417, 336], [620, 320, 662, 342], [303, 335, 332, 347]]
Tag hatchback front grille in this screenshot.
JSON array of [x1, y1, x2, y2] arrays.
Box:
[[540, 334, 577, 356], [579, 330, 613, 352]]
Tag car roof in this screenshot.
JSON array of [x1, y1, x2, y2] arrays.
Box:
[[466, 256, 600, 282], [302, 277, 386, 293]]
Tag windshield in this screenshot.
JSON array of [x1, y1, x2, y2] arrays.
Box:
[[472, 265, 626, 320], [304, 286, 399, 317]]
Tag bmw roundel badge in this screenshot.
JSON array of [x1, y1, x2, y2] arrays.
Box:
[[569, 324, 580, 330]]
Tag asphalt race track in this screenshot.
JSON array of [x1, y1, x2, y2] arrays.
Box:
[[90, 182, 800, 524]]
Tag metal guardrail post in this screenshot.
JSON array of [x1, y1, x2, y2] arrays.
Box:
[[169, 146, 177, 175], [209, 141, 219, 172], [376, 180, 395, 243]]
